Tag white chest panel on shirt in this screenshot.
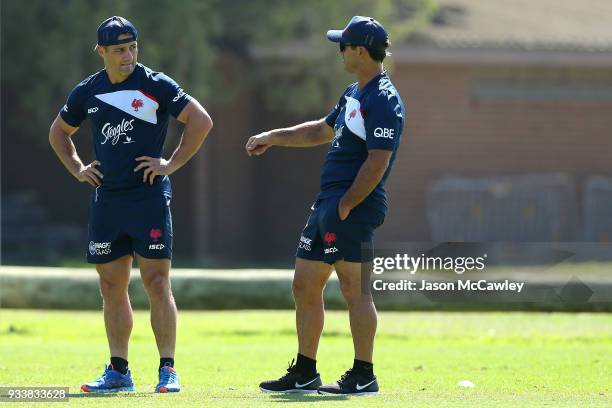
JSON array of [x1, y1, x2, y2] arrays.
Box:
[[95, 90, 159, 124], [343, 96, 366, 141]]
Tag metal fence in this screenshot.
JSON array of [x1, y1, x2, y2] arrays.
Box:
[[427, 173, 579, 242]]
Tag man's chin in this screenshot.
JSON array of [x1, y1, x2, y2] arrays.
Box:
[[119, 65, 135, 75]]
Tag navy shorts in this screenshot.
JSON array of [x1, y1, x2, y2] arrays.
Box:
[[87, 190, 173, 264], [295, 196, 384, 264]]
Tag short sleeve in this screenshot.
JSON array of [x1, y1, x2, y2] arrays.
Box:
[[59, 84, 86, 127], [325, 84, 355, 127], [325, 98, 342, 127], [364, 90, 403, 151], [157, 73, 192, 118]]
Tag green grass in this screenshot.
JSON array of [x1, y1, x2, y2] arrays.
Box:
[[0, 310, 610, 407]]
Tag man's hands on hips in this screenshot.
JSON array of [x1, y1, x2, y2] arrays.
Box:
[[77, 160, 103, 187], [134, 156, 176, 185], [245, 132, 274, 156]]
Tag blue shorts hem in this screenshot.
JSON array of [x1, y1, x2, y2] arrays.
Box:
[[86, 250, 133, 265], [133, 250, 172, 260]]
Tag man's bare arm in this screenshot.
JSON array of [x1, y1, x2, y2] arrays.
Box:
[[49, 115, 103, 187], [245, 118, 334, 156], [338, 149, 393, 220]]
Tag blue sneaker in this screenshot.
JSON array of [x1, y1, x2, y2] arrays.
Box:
[[155, 363, 180, 393], [81, 364, 135, 393]]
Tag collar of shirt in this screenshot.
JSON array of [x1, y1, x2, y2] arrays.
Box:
[[356, 70, 387, 95]]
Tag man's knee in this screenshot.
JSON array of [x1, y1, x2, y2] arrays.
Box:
[[339, 278, 367, 306], [142, 274, 171, 300], [96, 255, 132, 299], [292, 278, 324, 303], [99, 275, 129, 298], [292, 258, 332, 304]]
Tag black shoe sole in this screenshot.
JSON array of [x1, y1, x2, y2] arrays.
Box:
[[260, 387, 319, 394], [318, 389, 379, 396]]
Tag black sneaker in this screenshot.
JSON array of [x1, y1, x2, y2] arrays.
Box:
[[318, 368, 379, 396], [259, 359, 322, 393]]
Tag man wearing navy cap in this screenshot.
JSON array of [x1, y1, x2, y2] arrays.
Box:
[[49, 16, 213, 393], [247, 16, 404, 395]]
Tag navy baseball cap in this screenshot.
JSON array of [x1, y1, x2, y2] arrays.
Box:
[[96, 16, 138, 47], [326, 16, 388, 48]]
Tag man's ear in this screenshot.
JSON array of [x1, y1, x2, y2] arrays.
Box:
[[96, 45, 105, 58]]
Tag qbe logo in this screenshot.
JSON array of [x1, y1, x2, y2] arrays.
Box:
[[374, 127, 394, 139], [89, 241, 111, 256]]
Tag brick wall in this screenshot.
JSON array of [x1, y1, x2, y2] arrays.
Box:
[[192, 62, 612, 264], [12, 57, 609, 264], [381, 63, 612, 242]]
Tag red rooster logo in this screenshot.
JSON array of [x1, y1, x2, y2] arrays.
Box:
[[324, 232, 337, 246], [132, 98, 144, 111], [149, 228, 163, 242]]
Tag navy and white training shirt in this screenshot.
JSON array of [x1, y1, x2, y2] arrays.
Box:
[[60, 63, 192, 198], [319, 71, 404, 215]]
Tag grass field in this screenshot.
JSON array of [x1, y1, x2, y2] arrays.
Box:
[[0, 310, 610, 407]]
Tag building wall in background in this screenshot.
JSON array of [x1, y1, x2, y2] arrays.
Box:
[[4, 57, 612, 265], [381, 62, 612, 242]]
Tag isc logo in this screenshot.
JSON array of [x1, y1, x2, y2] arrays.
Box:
[[374, 127, 394, 139], [88, 107, 99, 114], [149, 244, 165, 250]]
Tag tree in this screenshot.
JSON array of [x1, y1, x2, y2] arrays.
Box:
[[1, 0, 437, 143]]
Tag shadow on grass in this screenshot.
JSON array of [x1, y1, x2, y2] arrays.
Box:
[[266, 393, 349, 403], [68, 392, 150, 399], [205, 329, 353, 338]]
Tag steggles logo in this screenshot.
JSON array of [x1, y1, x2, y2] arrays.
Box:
[[101, 118, 135, 145]]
